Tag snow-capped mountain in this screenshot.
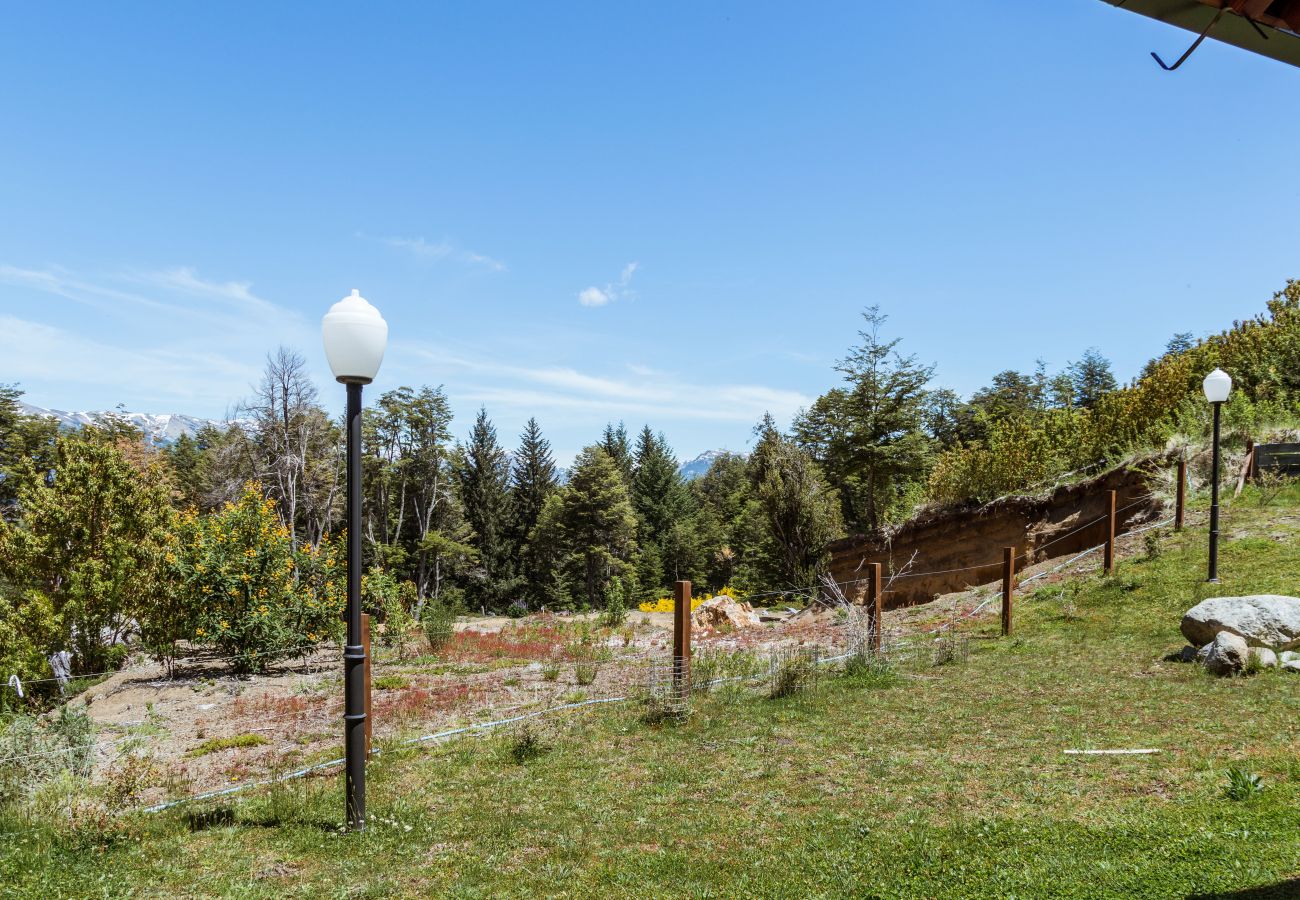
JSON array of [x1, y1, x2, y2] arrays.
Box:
[[678, 449, 736, 481], [20, 404, 228, 446]]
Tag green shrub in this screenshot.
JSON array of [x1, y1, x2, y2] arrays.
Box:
[[574, 662, 598, 686], [843, 652, 897, 686], [0, 706, 96, 804], [541, 661, 561, 682], [421, 601, 458, 653], [373, 675, 410, 691], [177, 483, 345, 674], [509, 721, 550, 763], [769, 652, 818, 699], [186, 733, 268, 758]]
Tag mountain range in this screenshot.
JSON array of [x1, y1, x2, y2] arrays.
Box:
[[20, 403, 736, 475], [20, 403, 228, 446]]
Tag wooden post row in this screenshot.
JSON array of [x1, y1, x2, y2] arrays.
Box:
[[1103, 489, 1117, 575], [1001, 547, 1015, 637], [1175, 458, 1186, 532], [867, 562, 883, 654], [673, 580, 692, 696], [361, 612, 373, 758]]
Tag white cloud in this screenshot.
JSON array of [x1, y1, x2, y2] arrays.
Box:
[[578, 286, 611, 307], [0, 314, 260, 410], [402, 342, 810, 425], [577, 261, 639, 308], [365, 233, 506, 271], [0, 263, 317, 415]]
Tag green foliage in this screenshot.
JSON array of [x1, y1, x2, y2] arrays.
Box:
[[185, 733, 268, 758], [176, 483, 344, 673], [373, 674, 410, 691], [768, 651, 818, 699], [1224, 766, 1265, 801], [842, 652, 897, 687], [509, 417, 560, 607], [599, 575, 633, 627], [0, 431, 177, 674], [794, 306, 935, 531], [532, 446, 639, 609], [421, 600, 458, 653], [929, 282, 1300, 503], [746, 417, 843, 590], [0, 706, 96, 804], [457, 408, 517, 610], [573, 661, 598, 686], [508, 721, 551, 764], [631, 426, 698, 592]]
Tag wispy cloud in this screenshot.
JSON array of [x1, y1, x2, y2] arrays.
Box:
[[362, 233, 507, 271], [402, 342, 809, 425], [578, 261, 639, 308], [0, 263, 314, 414]]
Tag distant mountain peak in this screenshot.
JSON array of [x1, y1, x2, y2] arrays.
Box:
[[678, 449, 737, 481], [20, 403, 228, 446]]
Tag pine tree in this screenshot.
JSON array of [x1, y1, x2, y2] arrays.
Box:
[[510, 417, 559, 606], [1068, 348, 1119, 409], [538, 446, 638, 608], [600, 422, 634, 486], [631, 426, 697, 592], [457, 408, 515, 609], [793, 306, 935, 532], [747, 416, 844, 590]]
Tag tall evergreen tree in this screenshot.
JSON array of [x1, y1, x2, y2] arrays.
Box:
[[532, 446, 638, 608], [631, 426, 697, 591], [457, 408, 515, 609], [599, 422, 634, 486], [747, 415, 844, 590], [510, 417, 559, 606], [1068, 348, 1119, 409], [794, 306, 934, 532]]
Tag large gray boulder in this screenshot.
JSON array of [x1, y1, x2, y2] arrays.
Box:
[[1180, 595, 1300, 651], [1203, 632, 1250, 677]]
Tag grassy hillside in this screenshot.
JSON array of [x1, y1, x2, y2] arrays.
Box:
[[2, 486, 1298, 898]]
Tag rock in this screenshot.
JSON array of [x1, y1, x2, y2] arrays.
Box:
[[1202, 632, 1250, 677], [1284, 660, 1300, 673], [1180, 595, 1300, 651], [1249, 647, 1278, 669], [1178, 644, 1198, 663], [1281, 650, 1300, 664], [692, 596, 762, 631]]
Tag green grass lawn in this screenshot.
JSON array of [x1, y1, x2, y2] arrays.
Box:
[[2, 488, 1298, 898]]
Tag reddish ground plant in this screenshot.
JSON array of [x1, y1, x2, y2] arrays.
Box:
[[440, 627, 569, 663], [372, 682, 485, 723]]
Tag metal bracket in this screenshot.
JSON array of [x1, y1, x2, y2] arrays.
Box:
[[1151, 6, 1226, 70]]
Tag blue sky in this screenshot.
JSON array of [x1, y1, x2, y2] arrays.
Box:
[[3, 3, 1299, 464]]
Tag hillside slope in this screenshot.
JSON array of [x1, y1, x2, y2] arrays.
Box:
[[4, 482, 1299, 898]]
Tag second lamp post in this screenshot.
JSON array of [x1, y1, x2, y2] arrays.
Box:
[[1203, 367, 1232, 583], [322, 289, 388, 832]]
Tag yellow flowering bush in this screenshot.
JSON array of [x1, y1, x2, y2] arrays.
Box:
[[637, 586, 743, 614], [176, 483, 344, 673]]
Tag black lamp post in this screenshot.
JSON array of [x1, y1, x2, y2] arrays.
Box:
[[322, 289, 388, 832], [1202, 368, 1232, 584]]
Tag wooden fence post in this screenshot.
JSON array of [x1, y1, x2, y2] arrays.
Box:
[[1001, 547, 1015, 637], [1175, 458, 1186, 532], [867, 562, 883, 655], [1103, 489, 1117, 575], [673, 580, 692, 697], [361, 612, 373, 758]]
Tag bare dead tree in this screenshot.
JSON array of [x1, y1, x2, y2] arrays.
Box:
[[237, 347, 340, 548]]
